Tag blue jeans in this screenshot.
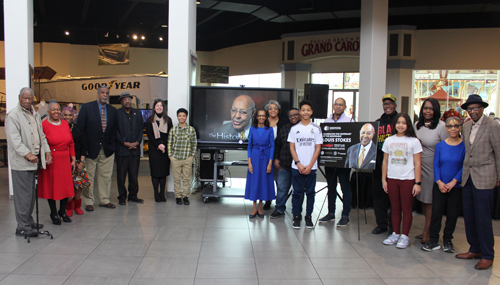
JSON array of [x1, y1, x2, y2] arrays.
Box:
[[292, 169, 317, 217], [325, 167, 352, 217], [275, 168, 292, 213]]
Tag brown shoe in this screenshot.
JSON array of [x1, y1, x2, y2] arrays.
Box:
[[455, 252, 482, 259], [85, 205, 94, 211], [99, 203, 116, 209], [475, 259, 493, 270]]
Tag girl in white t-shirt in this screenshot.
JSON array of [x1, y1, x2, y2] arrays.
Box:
[[382, 113, 423, 249]]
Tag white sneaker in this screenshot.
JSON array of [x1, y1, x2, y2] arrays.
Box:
[[396, 234, 410, 249], [383, 232, 400, 245]]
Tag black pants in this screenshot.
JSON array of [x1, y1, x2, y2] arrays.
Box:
[[350, 172, 373, 209], [325, 167, 352, 217], [429, 183, 462, 243], [116, 154, 140, 202], [372, 166, 391, 229]]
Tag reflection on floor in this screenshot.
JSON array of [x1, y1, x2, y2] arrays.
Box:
[[0, 163, 499, 285]]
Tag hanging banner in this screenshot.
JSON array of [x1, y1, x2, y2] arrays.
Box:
[[98, 43, 130, 65], [319, 122, 379, 169]]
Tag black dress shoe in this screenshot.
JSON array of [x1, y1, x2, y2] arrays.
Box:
[[119, 200, 126, 205], [59, 212, 72, 223], [128, 198, 144, 203], [176, 198, 183, 205], [371, 226, 388, 235], [183, 197, 190, 205], [51, 215, 62, 225], [160, 196, 167, 202], [31, 223, 44, 230], [263, 200, 271, 211]]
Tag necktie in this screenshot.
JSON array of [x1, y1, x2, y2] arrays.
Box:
[[240, 131, 246, 140], [101, 106, 106, 132], [358, 147, 365, 167]]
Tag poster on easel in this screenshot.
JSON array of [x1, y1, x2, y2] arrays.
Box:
[[319, 122, 379, 169]]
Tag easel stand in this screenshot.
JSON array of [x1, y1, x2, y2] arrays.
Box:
[[24, 166, 53, 243], [353, 168, 372, 241], [314, 167, 343, 226]]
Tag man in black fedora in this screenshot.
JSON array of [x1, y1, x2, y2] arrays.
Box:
[[455, 94, 500, 270], [116, 92, 144, 205]]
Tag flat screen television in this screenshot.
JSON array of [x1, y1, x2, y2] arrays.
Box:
[[190, 86, 295, 150]]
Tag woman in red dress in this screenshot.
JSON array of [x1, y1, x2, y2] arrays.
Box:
[[38, 100, 76, 225]]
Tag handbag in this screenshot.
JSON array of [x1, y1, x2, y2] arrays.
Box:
[[73, 162, 90, 189]]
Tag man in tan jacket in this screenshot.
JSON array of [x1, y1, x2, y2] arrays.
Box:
[[5, 87, 52, 237], [455, 94, 500, 270]]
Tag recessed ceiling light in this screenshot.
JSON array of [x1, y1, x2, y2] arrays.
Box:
[[141, 36, 145, 40], [196, 1, 201, 4], [65, 31, 69, 35], [161, 24, 168, 28], [132, 34, 138, 40], [159, 37, 163, 41]]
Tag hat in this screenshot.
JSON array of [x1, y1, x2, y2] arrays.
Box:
[[382, 94, 397, 103], [118, 92, 133, 102], [461, 94, 488, 110]]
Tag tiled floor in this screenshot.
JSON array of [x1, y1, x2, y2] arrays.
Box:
[[1, 162, 500, 284]]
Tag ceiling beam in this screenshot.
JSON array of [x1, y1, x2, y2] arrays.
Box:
[[215, 15, 259, 37], [197, 10, 224, 27], [118, 1, 139, 27], [81, 0, 91, 25]]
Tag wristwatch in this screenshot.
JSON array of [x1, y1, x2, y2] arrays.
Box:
[[415, 182, 421, 185], [294, 160, 300, 165]]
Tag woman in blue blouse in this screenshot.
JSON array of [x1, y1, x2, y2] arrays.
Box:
[[245, 110, 276, 218], [422, 117, 465, 253]]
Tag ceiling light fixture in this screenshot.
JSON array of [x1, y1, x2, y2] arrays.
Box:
[[132, 34, 138, 40], [159, 37, 163, 41], [116, 34, 119, 39], [161, 24, 168, 28], [65, 31, 69, 35], [104, 32, 109, 37], [196, 1, 201, 4], [141, 36, 145, 40]]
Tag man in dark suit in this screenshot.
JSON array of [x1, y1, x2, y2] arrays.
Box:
[[213, 95, 255, 142], [77, 85, 118, 211], [455, 94, 500, 270], [115, 92, 144, 205], [345, 123, 377, 170]]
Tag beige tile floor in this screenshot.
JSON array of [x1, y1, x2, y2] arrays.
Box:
[[0, 161, 500, 284]]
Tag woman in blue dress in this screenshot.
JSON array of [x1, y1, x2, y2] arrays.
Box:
[[246, 110, 276, 218]]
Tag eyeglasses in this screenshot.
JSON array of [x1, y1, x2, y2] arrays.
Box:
[[230, 109, 252, 116], [466, 106, 482, 112], [446, 124, 461, 129], [288, 114, 299, 118]]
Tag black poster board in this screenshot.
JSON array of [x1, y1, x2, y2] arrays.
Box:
[[319, 122, 379, 169]]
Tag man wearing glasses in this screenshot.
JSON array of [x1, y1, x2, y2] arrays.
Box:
[[214, 95, 256, 142], [270, 108, 301, 218], [455, 94, 500, 270], [319, 98, 354, 227]]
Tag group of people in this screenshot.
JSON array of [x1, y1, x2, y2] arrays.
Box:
[[244, 99, 323, 229], [6, 86, 500, 271], [5, 86, 197, 237]]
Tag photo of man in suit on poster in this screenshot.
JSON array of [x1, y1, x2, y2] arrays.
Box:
[[344, 123, 377, 170]]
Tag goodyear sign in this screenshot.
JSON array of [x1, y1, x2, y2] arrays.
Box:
[[81, 80, 141, 91]]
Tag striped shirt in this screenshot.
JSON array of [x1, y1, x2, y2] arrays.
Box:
[[168, 124, 197, 160]]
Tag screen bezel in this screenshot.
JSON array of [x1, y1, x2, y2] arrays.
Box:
[[189, 86, 295, 150]]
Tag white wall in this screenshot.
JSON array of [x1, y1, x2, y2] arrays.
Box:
[[414, 28, 500, 70]]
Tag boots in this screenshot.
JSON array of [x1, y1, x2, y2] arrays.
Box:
[[66, 199, 74, 217], [159, 189, 166, 202], [154, 189, 161, 202], [74, 199, 84, 215]]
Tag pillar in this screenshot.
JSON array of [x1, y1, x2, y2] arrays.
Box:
[[167, 0, 196, 192], [4, 0, 34, 197], [168, 0, 196, 124], [358, 0, 388, 121], [281, 63, 311, 106]]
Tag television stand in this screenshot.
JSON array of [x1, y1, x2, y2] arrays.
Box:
[[200, 155, 248, 203]]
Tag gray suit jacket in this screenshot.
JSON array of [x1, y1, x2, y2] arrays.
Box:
[[344, 142, 377, 170], [462, 115, 500, 189]]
